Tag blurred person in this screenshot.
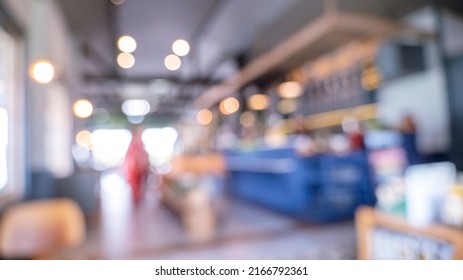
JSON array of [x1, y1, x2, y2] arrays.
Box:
[[291, 115, 316, 156], [342, 116, 365, 151], [123, 125, 150, 204], [399, 114, 421, 165]]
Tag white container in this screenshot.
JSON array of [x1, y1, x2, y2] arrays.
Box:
[[405, 162, 456, 227]]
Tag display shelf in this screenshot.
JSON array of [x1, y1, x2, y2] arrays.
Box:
[[355, 206, 463, 259], [170, 154, 226, 176], [160, 176, 216, 242]]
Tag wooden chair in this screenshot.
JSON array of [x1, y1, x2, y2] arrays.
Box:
[[0, 198, 85, 259]]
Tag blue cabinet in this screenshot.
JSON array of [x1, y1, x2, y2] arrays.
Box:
[[226, 149, 376, 223]]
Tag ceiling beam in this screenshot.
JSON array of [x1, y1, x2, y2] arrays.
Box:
[[83, 74, 222, 86], [193, 12, 433, 110], [193, 14, 335, 109]]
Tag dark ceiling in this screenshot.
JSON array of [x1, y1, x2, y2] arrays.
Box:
[[57, 0, 462, 123]]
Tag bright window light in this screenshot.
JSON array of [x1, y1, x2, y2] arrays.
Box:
[[142, 127, 178, 162], [0, 108, 8, 190], [91, 129, 132, 169]]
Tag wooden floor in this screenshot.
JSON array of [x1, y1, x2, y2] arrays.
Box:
[[62, 171, 357, 260]]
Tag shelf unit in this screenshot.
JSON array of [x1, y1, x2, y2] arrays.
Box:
[[355, 206, 463, 259]]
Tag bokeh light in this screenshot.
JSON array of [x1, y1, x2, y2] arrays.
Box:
[[110, 0, 125, 5], [172, 39, 190, 57], [121, 99, 150, 117], [30, 59, 55, 84], [278, 81, 303, 99], [73, 99, 93, 119], [248, 94, 269, 110], [75, 130, 93, 149], [142, 127, 178, 162], [240, 111, 256, 127], [196, 109, 213, 125], [164, 54, 181, 71], [278, 99, 299, 114], [219, 97, 240, 115], [117, 52, 135, 69], [117, 35, 137, 53]]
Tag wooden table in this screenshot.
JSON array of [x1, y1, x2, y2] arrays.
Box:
[[356, 206, 463, 259]]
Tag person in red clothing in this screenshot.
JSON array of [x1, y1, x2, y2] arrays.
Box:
[[123, 125, 150, 204], [342, 116, 365, 151]]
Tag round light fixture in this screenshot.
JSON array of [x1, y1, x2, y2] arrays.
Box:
[[278, 81, 303, 99], [172, 39, 190, 57], [75, 130, 93, 149], [30, 59, 55, 84], [164, 54, 181, 71], [219, 97, 240, 115], [196, 109, 213, 125], [278, 99, 299, 114], [73, 99, 94, 119], [247, 94, 269, 111], [240, 111, 256, 127], [111, 0, 125, 5], [117, 52, 135, 69], [117, 35, 137, 53], [121, 99, 150, 117]]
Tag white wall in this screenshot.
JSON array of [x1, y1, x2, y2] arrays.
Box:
[[378, 69, 449, 153]]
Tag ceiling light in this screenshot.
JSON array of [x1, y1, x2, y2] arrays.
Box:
[[278, 81, 303, 99], [111, 0, 125, 5], [240, 111, 256, 127], [164, 54, 181, 71], [172, 39, 190, 57], [196, 109, 213, 125], [117, 52, 135, 69], [278, 99, 299, 114], [117, 35, 137, 53], [127, 115, 145, 124], [121, 99, 150, 117], [75, 130, 93, 149], [73, 99, 94, 119], [219, 97, 240, 115], [247, 94, 269, 111], [361, 61, 383, 91], [30, 59, 55, 84]]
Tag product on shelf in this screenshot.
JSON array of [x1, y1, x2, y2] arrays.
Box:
[[441, 184, 463, 228], [371, 227, 454, 260], [405, 162, 456, 227]]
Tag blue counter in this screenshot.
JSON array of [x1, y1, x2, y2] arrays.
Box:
[[225, 148, 376, 223]]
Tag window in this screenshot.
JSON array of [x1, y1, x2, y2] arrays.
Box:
[[0, 26, 11, 192], [0, 24, 24, 201], [0, 107, 7, 190]]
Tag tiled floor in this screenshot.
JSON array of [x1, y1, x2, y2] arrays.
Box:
[[63, 171, 357, 260]]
